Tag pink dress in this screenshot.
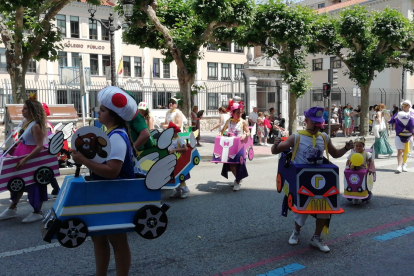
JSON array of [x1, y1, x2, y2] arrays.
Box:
[[10, 120, 48, 212]]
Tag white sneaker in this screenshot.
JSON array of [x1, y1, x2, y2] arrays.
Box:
[[289, 230, 300, 245], [396, 166, 402, 173], [233, 183, 241, 191], [402, 164, 408, 172], [170, 189, 182, 198], [230, 180, 236, 187], [22, 212, 43, 223], [180, 187, 190, 199], [310, 236, 330, 252], [0, 208, 17, 221]]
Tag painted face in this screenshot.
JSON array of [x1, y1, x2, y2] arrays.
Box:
[[354, 142, 364, 153], [98, 105, 111, 126], [21, 104, 31, 119]]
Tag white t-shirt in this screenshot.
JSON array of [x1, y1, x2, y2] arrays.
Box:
[[292, 133, 330, 165], [249, 112, 258, 123], [333, 107, 338, 114], [347, 149, 372, 168], [168, 137, 186, 151], [220, 113, 230, 132], [107, 133, 127, 162]]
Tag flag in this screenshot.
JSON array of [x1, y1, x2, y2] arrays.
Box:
[[118, 57, 123, 75]]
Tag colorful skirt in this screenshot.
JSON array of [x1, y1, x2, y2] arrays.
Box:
[[373, 130, 393, 156], [221, 163, 248, 182], [10, 143, 48, 212]]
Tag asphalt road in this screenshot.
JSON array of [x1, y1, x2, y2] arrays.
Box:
[[0, 142, 414, 276]]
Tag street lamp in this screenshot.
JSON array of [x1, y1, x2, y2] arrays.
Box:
[[88, 4, 122, 86], [123, 0, 135, 20], [399, 52, 409, 103]]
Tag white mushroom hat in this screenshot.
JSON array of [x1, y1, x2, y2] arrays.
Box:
[[97, 86, 138, 121]]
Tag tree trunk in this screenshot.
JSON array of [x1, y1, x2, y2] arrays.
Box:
[[177, 64, 194, 126], [359, 84, 370, 136], [10, 67, 26, 104], [288, 92, 297, 134]]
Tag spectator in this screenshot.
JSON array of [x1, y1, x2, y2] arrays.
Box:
[[332, 104, 338, 115], [191, 105, 202, 147], [211, 107, 230, 133], [277, 113, 286, 129], [269, 107, 276, 122], [353, 105, 361, 133], [248, 107, 258, 126], [323, 107, 329, 124], [343, 103, 352, 137]]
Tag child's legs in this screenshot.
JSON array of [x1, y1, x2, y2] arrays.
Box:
[[92, 235, 111, 276], [108, 233, 131, 276], [229, 164, 237, 179], [9, 191, 24, 209], [315, 218, 328, 236]]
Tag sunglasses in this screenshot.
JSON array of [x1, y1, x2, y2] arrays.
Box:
[[169, 101, 177, 104]]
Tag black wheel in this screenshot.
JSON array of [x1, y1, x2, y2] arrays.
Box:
[[134, 205, 168, 239], [247, 147, 254, 161], [193, 156, 200, 165], [34, 166, 54, 185], [179, 174, 185, 182], [357, 187, 363, 192], [57, 218, 88, 248], [346, 187, 352, 192], [7, 178, 25, 192]]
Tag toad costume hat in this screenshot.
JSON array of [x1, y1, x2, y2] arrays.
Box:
[[97, 86, 139, 121]]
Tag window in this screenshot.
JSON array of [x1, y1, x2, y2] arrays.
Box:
[[89, 19, 98, 40], [27, 59, 36, 73], [317, 2, 325, 8], [72, 53, 80, 68], [153, 58, 160, 78], [234, 43, 244, 53], [90, 54, 98, 75], [163, 63, 170, 78], [312, 90, 323, 101], [330, 56, 341, 69], [266, 58, 271, 66], [207, 43, 218, 51], [70, 16, 79, 38], [58, 52, 67, 67], [101, 20, 109, 41], [0, 53, 6, 71], [153, 91, 171, 108], [102, 55, 110, 76], [234, 64, 244, 79], [123, 56, 131, 76], [268, 93, 276, 103], [208, 62, 218, 80], [207, 93, 219, 110], [220, 43, 231, 52], [221, 63, 231, 80], [134, 57, 142, 77], [56, 15, 66, 37], [312, 58, 323, 71]]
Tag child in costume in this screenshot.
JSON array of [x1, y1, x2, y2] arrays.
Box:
[[71, 86, 137, 276], [388, 100, 414, 173], [0, 98, 49, 223], [168, 122, 191, 198], [346, 137, 372, 170], [272, 106, 353, 252], [220, 101, 250, 191]]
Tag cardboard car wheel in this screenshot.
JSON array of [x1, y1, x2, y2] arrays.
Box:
[[287, 193, 293, 210], [276, 173, 283, 193], [248, 147, 254, 161], [346, 187, 352, 192], [134, 205, 168, 239], [179, 174, 185, 182], [239, 155, 244, 164], [7, 178, 25, 192], [57, 218, 88, 248], [193, 156, 200, 165], [34, 166, 54, 185]]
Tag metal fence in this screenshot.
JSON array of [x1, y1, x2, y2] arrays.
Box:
[[296, 86, 414, 115], [0, 79, 245, 122]]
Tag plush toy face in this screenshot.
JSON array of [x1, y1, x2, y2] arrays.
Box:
[[75, 133, 108, 159]]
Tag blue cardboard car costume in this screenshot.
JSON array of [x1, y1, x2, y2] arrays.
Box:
[[42, 88, 176, 248]]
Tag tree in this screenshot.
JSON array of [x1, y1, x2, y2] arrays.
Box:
[[312, 6, 413, 135], [120, 0, 253, 119], [239, 1, 315, 134], [0, 0, 99, 103]]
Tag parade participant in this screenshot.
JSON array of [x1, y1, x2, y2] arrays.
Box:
[[272, 107, 353, 252], [346, 137, 372, 170], [138, 101, 155, 130], [42, 103, 61, 198], [162, 97, 184, 131], [220, 101, 250, 191], [0, 97, 49, 223], [71, 86, 136, 276], [210, 107, 230, 133], [168, 122, 191, 199], [191, 105, 202, 147], [129, 99, 155, 152], [388, 100, 414, 173]]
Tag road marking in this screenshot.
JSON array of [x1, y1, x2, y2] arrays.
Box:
[[213, 215, 414, 276], [0, 237, 91, 259], [372, 226, 414, 241], [257, 263, 305, 276]]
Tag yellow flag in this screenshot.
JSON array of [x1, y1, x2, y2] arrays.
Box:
[[118, 57, 123, 74]]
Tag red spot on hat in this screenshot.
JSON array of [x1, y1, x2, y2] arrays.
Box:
[[112, 93, 127, 108]]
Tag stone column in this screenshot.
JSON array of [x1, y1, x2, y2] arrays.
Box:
[[246, 76, 258, 115], [280, 82, 289, 130]]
